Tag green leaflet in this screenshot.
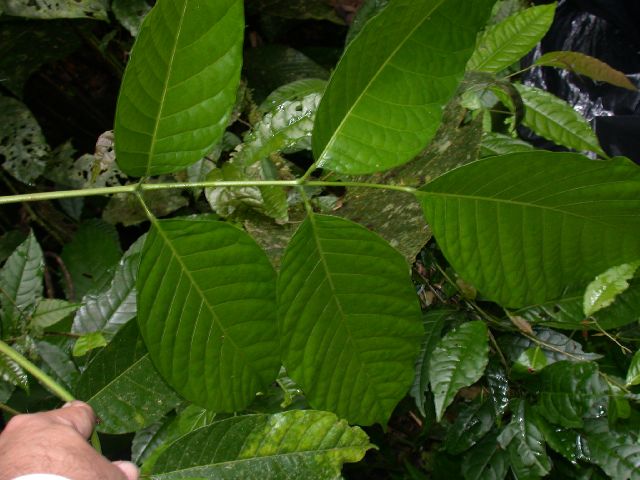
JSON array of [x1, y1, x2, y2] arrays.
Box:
[[583, 261, 640, 316], [418, 152, 640, 307], [535, 361, 604, 428], [582, 419, 640, 480], [312, 0, 494, 174], [480, 132, 533, 157], [516, 83, 605, 155], [625, 350, 640, 387], [72, 331, 108, 357], [410, 309, 450, 416], [0, 0, 107, 19], [259, 79, 327, 113], [428, 321, 489, 421], [498, 401, 551, 479], [461, 431, 509, 480], [535, 51, 638, 91], [137, 217, 279, 412], [467, 3, 556, 73], [0, 231, 44, 336], [277, 214, 422, 425], [115, 0, 244, 176], [75, 321, 181, 434], [148, 410, 373, 479]]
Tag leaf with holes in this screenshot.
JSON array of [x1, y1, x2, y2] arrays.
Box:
[[516, 84, 605, 155], [75, 320, 181, 434], [147, 410, 373, 479], [115, 0, 244, 176], [583, 261, 640, 316], [467, 3, 556, 73], [428, 321, 488, 421], [138, 217, 279, 412], [418, 152, 640, 307], [535, 51, 638, 91], [312, 0, 495, 174], [0, 231, 44, 336], [278, 213, 422, 425]]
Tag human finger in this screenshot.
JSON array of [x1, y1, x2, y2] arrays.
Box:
[[41, 400, 97, 439], [113, 461, 140, 480]]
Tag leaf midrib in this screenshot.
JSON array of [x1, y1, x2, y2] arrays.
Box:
[[84, 353, 149, 403], [316, 0, 445, 166]]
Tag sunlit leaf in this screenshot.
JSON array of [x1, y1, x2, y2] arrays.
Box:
[[418, 152, 640, 307], [138, 217, 279, 412], [76, 321, 181, 434], [467, 3, 556, 73], [582, 419, 640, 480], [516, 83, 605, 155], [429, 321, 489, 422], [278, 213, 422, 425], [312, 0, 494, 174], [535, 51, 638, 91], [148, 410, 373, 479], [583, 261, 640, 316], [115, 0, 244, 176]]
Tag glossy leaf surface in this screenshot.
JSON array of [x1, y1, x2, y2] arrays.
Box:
[[76, 321, 181, 434], [583, 261, 640, 316], [278, 214, 422, 425], [115, 0, 244, 176], [583, 420, 640, 480], [625, 350, 640, 387], [516, 83, 605, 155], [312, 0, 494, 174], [429, 321, 489, 421], [467, 3, 556, 73], [148, 410, 373, 479], [138, 217, 279, 412], [461, 431, 509, 480], [418, 152, 640, 307], [445, 401, 495, 454]]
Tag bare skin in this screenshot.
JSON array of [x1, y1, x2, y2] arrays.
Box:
[[0, 401, 138, 480]]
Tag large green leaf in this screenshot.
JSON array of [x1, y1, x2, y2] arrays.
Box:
[[312, 0, 494, 174], [461, 431, 509, 480], [115, 0, 244, 176], [516, 84, 605, 155], [418, 152, 640, 307], [582, 419, 640, 480], [535, 361, 604, 428], [583, 261, 640, 316], [429, 321, 489, 421], [0, 231, 43, 336], [148, 410, 373, 479], [0, 0, 107, 19], [75, 321, 181, 434], [138, 217, 279, 412], [467, 3, 556, 73], [277, 213, 422, 425]]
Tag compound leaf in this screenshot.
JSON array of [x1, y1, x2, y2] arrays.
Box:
[[535, 51, 638, 91], [138, 217, 279, 412], [467, 3, 556, 73], [148, 410, 373, 479], [583, 261, 640, 316], [418, 152, 640, 307], [75, 320, 181, 434], [516, 83, 605, 155], [115, 0, 244, 176], [278, 214, 422, 425], [312, 0, 494, 174], [429, 321, 489, 422]]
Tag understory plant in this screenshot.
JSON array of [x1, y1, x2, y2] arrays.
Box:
[[1, 0, 640, 478]]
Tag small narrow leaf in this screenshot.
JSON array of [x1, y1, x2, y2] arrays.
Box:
[[312, 0, 495, 174], [0, 231, 44, 335], [535, 361, 604, 428], [138, 217, 280, 412], [278, 214, 422, 425], [418, 152, 640, 307], [582, 419, 640, 480], [583, 261, 640, 316], [76, 321, 181, 434], [467, 3, 556, 73], [516, 83, 605, 155], [148, 410, 373, 479], [72, 332, 107, 357], [461, 431, 509, 480], [115, 0, 244, 176], [535, 51, 638, 91], [625, 350, 640, 387], [429, 321, 489, 421], [410, 309, 450, 416]]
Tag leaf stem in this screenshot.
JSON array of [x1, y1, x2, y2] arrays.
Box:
[[0, 402, 21, 416]]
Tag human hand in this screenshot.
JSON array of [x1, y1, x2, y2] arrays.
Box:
[[0, 401, 138, 480]]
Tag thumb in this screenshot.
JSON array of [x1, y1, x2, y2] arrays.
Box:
[[113, 461, 139, 480]]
